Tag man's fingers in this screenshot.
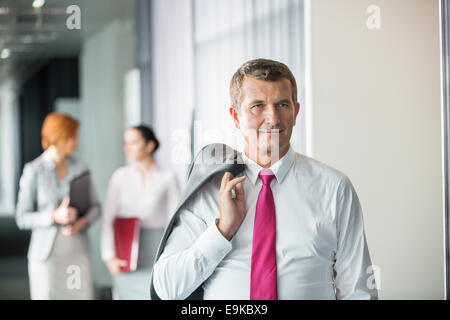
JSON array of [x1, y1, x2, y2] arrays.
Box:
[[235, 179, 245, 198], [225, 176, 246, 192], [220, 172, 233, 193]]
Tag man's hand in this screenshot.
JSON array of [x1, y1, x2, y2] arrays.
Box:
[[61, 216, 89, 236], [217, 172, 247, 241]]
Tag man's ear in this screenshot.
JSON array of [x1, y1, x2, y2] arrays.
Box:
[[293, 102, 300, 126], [229, 106, 240, 129]]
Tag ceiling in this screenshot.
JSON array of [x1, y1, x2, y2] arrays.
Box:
[[0, 0, 135, 87]]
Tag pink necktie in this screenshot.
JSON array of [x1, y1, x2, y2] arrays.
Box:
[[250, 168, 278, 300]]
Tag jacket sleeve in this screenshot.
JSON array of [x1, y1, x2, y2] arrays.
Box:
[[333, 175, 379, 300], [152, 193, 232, 300], [15, 164, 55, 230]]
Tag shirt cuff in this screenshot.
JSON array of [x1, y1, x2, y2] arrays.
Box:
[[194, 222, 232, 264]]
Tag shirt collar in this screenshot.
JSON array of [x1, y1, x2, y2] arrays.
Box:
[[241, 146, 295, 185]]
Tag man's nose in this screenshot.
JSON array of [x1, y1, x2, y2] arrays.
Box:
[[264, 104, 280, 125]]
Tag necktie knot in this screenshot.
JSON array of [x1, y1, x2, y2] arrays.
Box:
[[259, 169, 275, 186]]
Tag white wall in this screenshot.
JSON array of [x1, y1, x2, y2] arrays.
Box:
[[151, 0, 195, 183], [307, 0, 443, 299], [79, 18, 136, 290], [55, 98, 81, 120]]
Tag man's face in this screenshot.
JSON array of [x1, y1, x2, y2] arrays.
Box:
[[230, 76, 300, 163]]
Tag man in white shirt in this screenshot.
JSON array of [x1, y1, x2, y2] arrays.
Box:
[[153, 58, 378, 300]]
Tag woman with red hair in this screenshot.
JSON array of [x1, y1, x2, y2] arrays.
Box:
[[16, 112, 100, 300]]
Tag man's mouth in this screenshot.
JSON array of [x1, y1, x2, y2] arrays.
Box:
[[259, 129, 284, 135]]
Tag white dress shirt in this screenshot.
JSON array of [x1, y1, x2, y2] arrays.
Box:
[[153, 147, 378, 300], [101, 163, 180, 261]]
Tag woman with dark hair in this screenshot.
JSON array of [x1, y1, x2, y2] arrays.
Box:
[[16, 112, 100, 299], [100, 125, 180, 299]]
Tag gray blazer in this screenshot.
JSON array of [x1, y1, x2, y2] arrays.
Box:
[[15, 151, 101, 262], [150, 143, 245, 300]]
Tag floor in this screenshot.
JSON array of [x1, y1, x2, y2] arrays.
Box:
[[0, 216, 31, 299]]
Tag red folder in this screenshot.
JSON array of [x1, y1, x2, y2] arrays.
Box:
[[113, 217, 140, 272]]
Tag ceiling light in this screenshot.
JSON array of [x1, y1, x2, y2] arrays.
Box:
[[1, 48, 10, 59], [32, 0, 45, 9]]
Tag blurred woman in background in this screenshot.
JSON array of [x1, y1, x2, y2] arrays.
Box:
[[16, 112, 100, 300], [101, 125, 180, 299]]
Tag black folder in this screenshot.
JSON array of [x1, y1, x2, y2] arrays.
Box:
[[69, 170, 91, 218]]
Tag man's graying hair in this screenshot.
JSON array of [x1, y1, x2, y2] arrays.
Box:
[[230, 58, 298, 109]]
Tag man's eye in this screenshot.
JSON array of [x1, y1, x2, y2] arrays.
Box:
[[279, 103, 289, 108], [252, 104, 263, 109]]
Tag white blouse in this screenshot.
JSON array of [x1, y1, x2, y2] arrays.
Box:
[[101, 163, 180, 261]]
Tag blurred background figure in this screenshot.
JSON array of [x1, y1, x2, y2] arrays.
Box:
[[15, 112, 100, 299], [101, 125, 180, 299]]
